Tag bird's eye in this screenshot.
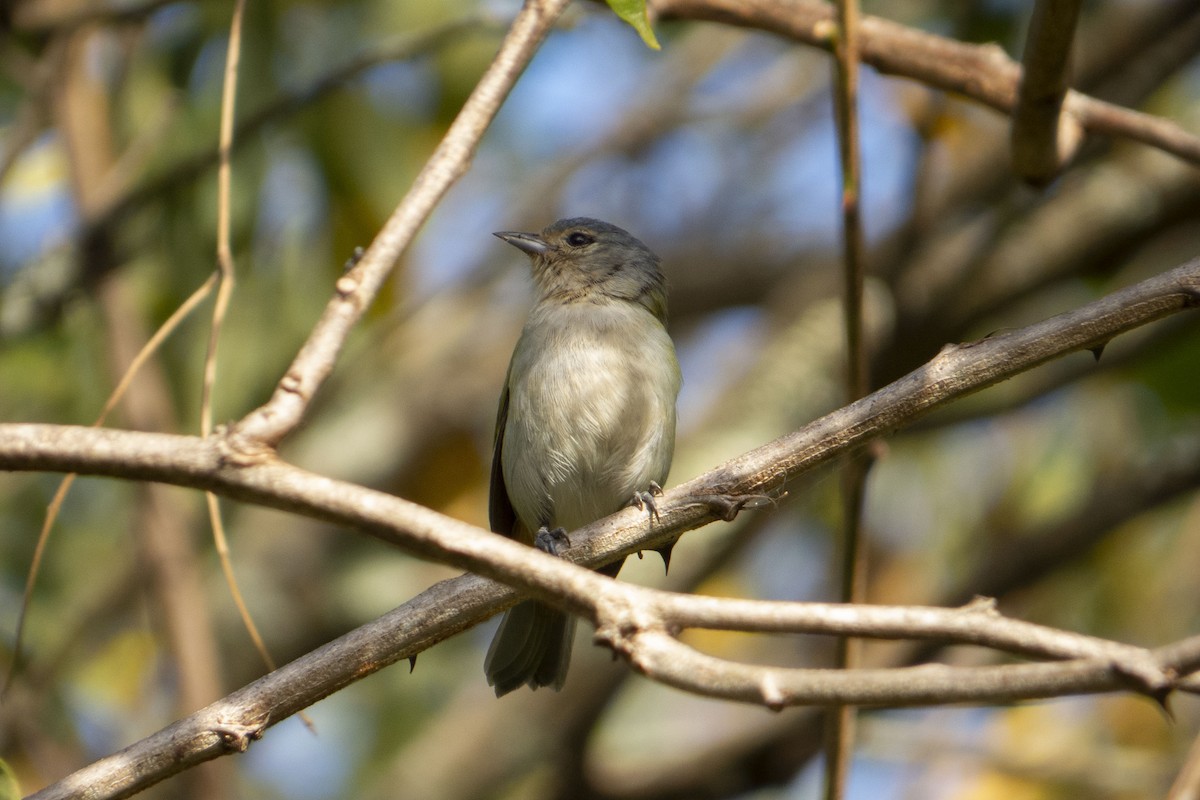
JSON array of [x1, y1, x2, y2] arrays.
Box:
[[565, 231, 594, 247]]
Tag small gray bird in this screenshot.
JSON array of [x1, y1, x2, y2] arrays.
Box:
[[485, 217, 681, 696]]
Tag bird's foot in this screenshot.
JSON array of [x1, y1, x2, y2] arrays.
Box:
[[535, 526, 570, 556], [630, 482, 671, 573], [629, 480, 664, 522]]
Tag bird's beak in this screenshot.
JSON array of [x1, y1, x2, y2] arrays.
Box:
[[494, 230, 549, 256]]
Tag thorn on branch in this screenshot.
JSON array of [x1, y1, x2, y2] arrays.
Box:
[[343, 246, 365, 273], [213, 714, 268, 752], [759, 672, 786, 712], [654, 537, 678, 574], [962, 595, 999, 614], [408, 655, 417, 673], [1089, 341, 1107, 361], [1110, 656, 1176, 708], [688, 492, 780, 522], [1154, 690, 1174, 718], [1182, 281, 1200, 307]]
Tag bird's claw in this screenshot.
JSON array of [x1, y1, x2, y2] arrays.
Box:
[[534, 526, 570, 556], [629, 481, 664, 522]]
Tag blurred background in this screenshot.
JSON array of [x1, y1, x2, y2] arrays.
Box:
[[2, 0, 1200, 797]]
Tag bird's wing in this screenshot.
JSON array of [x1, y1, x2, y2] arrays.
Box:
[[488, 368, 518, 538]]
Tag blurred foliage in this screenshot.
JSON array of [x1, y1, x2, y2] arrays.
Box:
[[1, 0, 1199, 798], [0, 759, 18, 800]]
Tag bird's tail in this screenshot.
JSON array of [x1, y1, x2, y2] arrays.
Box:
[[485, 601, 575, 697]]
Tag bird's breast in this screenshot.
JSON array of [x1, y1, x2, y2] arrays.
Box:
[[502, 302, 680, 531]]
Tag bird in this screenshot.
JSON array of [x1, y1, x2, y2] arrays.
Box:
[[485, 217, 681, 697]]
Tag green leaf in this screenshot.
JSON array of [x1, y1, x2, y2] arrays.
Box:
[[606, 0, 661, 50]]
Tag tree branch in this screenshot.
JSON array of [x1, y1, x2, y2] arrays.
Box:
[[1011, 0, 1084, 182], [622, 631, 1197, 709], [4, 259, 1197, 576], [5, 258, 1199, 799], [653, 0, 1200, 167]]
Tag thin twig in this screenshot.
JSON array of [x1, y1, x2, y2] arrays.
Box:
[[826, 0, 869, 796], [619, 631, 1192, 708], [202, 0, 288, 698], [233, 0, 572, 448], [206, 0, 243, 438]]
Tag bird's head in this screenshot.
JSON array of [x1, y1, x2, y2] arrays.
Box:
[[495, 217, 667, 322]]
